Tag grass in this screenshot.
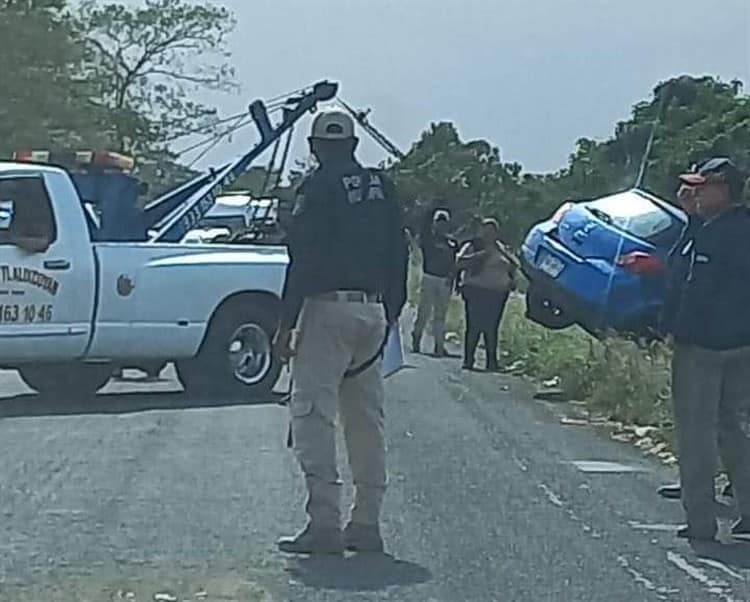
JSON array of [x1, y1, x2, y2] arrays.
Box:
[[410, 255, 675, 445], [498, 295, 673, 430]]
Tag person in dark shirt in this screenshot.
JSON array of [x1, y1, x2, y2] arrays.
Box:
[[657, 183, 733, 502], [411, 209, 458, 356], [666, 157, 750, 542], [274, 109, 408, 555], [659, 184, 702, 337]]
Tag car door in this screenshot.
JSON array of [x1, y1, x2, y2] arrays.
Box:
[[0, 171, 97, 361]]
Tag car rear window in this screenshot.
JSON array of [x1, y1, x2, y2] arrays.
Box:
[[585, 192, 681, 243]]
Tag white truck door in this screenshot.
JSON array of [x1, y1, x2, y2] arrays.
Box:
[[0, 172, 97, 361]]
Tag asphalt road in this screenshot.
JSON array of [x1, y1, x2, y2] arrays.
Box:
[[1, 347, 749, 601]]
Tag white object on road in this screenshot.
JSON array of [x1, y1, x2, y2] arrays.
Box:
[[569, 460, 647, 473], [383, 326, 404, 378]]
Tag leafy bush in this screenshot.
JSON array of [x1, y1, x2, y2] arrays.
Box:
[[498, 295, 673, 431]]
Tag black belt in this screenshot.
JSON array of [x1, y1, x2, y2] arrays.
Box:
[[314, 290, 383, 303]]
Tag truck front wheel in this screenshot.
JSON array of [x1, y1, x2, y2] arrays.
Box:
[[177, 301, 281, 400], [20, 363, 113, 399]]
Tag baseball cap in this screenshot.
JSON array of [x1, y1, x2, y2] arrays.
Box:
[[310, 109, 355, 140], [679, 157, 744, 196]]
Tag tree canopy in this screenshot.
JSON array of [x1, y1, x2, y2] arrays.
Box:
[[75, 0, 237, 155], [0, 0, 237, 192], [0, 7, 746, 248], [0, 0, 111, 154], [390, 75, 750, 247]]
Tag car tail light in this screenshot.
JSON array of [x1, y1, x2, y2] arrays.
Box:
[[551, 202, 573, 225], [616, 251, 665, 274]]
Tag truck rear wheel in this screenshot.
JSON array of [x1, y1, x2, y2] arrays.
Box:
[[177, 301, 281, 400], [20, 363, 113, 399]]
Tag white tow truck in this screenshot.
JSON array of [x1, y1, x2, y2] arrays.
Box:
[[0, 81, 338, 399]]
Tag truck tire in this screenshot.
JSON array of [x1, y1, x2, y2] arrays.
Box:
[[177, 301, 281, 400], [20, 363, 113, 399]]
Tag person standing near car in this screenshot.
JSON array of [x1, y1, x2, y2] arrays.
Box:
[[273, 109, 409, 555], [668, 157, 750, 541], [457, 218, 518, 371], [657, 177, 733, 502], [411, 208, 458, 356]]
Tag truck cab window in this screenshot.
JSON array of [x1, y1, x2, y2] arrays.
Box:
[[0, 176, 57, 251]]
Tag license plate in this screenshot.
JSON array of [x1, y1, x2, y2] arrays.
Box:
[[539, 252, 565, 278]]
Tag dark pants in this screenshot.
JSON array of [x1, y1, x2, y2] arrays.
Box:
[[461, 285, 509, 369]]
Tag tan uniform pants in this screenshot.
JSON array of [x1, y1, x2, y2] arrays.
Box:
[[290, 296, 387, 529], [413, 272, 452, 351], [672, 344, 750, 531]]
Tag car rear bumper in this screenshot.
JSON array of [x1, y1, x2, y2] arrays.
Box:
[[521, 257, 604, 331], [521, 254, 663, 335]]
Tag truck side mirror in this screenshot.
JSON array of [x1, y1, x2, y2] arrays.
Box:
[[0, 200, 14, 231]]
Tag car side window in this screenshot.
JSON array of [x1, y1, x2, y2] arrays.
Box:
[[0, 176, 57, 248]]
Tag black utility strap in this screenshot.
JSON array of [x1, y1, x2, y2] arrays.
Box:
[[343, 324, 390, 379]]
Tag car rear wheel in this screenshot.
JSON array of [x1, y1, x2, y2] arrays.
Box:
[[525, 285, 574, 330], [177, 300, 281, 401]]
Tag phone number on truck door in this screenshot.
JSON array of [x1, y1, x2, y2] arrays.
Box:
[[0, 304, 53, 323]]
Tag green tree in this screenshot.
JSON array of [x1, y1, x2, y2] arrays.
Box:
[[555, 75, 750, 203], [75, 0, 238, 155], [391, 75, 750, 248], [388, 122, 535, 245], [0, 0, 111, 156]]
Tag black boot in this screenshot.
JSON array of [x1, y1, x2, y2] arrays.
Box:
[[343, 522, 384, 552]]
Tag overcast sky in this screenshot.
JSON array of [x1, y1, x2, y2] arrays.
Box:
[[186, 0, 750, 175]]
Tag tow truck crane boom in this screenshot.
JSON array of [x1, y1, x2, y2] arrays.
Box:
[[148, 80, 338, 243], [336, 98, 406, 161]]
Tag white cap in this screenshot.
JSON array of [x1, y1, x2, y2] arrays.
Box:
[[310, 109, 356, 140]]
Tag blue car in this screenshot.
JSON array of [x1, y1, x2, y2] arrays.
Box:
[[520, 188, 687, 337]]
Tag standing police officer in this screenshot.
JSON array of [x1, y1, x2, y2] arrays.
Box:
[[274, 109, 409, 554]]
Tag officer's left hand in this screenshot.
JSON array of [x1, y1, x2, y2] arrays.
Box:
[[273, 328, 295, 364]]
